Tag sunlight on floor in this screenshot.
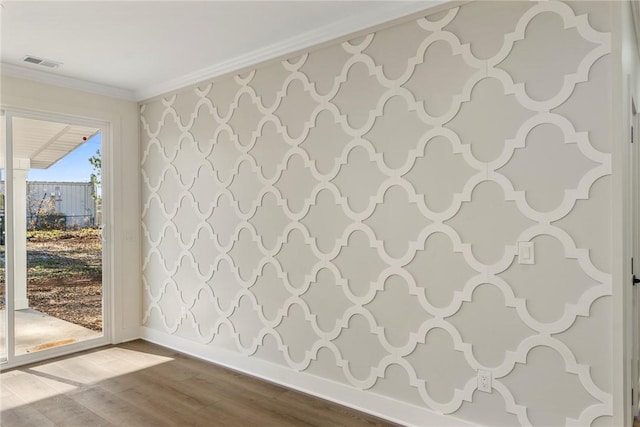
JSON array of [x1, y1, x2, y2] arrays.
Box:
[[0, 347, 174, 411]]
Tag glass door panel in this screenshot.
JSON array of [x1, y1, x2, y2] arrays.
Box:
[[0, 112, 6, 363], [0, 110, 109, 367]]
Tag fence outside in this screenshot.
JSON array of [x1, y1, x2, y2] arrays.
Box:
[[26, 214, 96, 230], [0, 181, 98, 232]]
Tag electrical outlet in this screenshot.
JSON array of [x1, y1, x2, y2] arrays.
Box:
[[181, 306, 187, 319], [477, 370, 492, 393]]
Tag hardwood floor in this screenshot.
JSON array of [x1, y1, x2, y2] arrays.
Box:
[[0, 340, 397, 427]]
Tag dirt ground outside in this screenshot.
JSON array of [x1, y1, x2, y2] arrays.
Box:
[[0, 228, 102, 331]]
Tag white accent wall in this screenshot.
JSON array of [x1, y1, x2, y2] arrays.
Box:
[[140, 2, 620, 425]]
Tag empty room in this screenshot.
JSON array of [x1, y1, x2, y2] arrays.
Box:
[[1, 1, 640, 426]]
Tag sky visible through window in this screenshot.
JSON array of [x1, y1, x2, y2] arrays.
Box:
[[27, 133, 101, 182]]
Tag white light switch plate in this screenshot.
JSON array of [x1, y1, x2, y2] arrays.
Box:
[[518, 241, 535, 265]]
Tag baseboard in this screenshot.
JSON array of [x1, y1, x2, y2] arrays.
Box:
[[14, 298, 29, 310], [112, 326, 142, 344], [140, 327, 475, 427]]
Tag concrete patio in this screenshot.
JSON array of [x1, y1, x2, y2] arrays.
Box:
[[0, 308, 101, 355]]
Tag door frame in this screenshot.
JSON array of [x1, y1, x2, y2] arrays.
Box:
[[631, 94, 639, 418], [0, 107, 113, 369]]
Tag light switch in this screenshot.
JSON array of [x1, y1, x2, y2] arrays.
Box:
[[518, 241, 535, 265]]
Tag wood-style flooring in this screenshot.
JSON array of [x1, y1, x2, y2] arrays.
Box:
[[0, 340, 397, 427]]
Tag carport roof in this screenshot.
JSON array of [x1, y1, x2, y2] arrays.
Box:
[[4, 116, 99, 169]]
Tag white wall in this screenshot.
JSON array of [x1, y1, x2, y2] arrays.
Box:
[[1, 75, 141, 343], [140, 2, 617, 425]]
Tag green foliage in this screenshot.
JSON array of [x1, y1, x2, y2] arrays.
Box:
[[89, 149, 101, 203]]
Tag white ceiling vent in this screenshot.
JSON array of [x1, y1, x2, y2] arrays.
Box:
[[23, 55, 62, 69]]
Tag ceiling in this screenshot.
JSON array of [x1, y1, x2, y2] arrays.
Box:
[[0, 1, 434, 101], [4, 117, 99, 169]]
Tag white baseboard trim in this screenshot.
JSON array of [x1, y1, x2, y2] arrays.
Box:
[[140, 327, 475, 427], [113, 327, 142, 345], [14, 298, 29, 310]]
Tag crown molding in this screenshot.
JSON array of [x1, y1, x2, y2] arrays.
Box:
[[1, 2, 449, 103], [0, 62, 136, 102], [135, 1, 446, 102]]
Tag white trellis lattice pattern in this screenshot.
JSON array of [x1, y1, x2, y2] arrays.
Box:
[[141, 2, 614, 425]]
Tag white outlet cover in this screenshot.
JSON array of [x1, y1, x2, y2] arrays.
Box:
[[477, 369, 492, 393]]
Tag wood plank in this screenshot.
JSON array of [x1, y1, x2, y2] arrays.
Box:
[[0, 340, 395, 427], [2, 371, 62, 404], [198, 397, 308, 427], [117, 386, 215, 427], [29, 394, 112, 427], [68, 385, 170, 427], [95, 368, 153, 394], [0, 404, 54, 427], [52, 356, 127, 385], [20, 366, 82, 394], [131, 369, 222, 410], [102, 346, 175, 369], [274, 390, 398, 427], [193, 367, 290, 403], [118, 340, 179, 357], [0, 394, 26, 412], [137, 357, 197, 382]]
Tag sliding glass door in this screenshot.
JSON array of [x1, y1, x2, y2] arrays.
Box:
[[1, 110, 6, 363], [0, 109, 110, 368]]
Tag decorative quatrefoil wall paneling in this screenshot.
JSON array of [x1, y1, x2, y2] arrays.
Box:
[[141, 1, 613, 425]]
